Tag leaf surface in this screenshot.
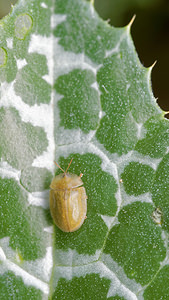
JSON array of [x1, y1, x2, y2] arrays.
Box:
[[0, 0, 168, 299]]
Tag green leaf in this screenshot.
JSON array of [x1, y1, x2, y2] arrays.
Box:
[[0, 0, 168, 299], [55, 69, 100, 132], [104, 202, 165, 285], [121, 162, 155, 196]]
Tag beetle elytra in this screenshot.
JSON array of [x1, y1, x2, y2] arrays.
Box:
[[49, 159, 87, 232]]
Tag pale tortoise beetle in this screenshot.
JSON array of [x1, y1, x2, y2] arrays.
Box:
[[49, 159, 87, 232]]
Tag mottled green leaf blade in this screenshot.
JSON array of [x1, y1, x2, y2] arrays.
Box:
[[0, 0, 169, 299]]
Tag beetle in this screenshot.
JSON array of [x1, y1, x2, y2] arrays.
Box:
[[49, 159, 87, 232]]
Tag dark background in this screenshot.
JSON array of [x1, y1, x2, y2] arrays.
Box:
[[1, 0, 169, 116]]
